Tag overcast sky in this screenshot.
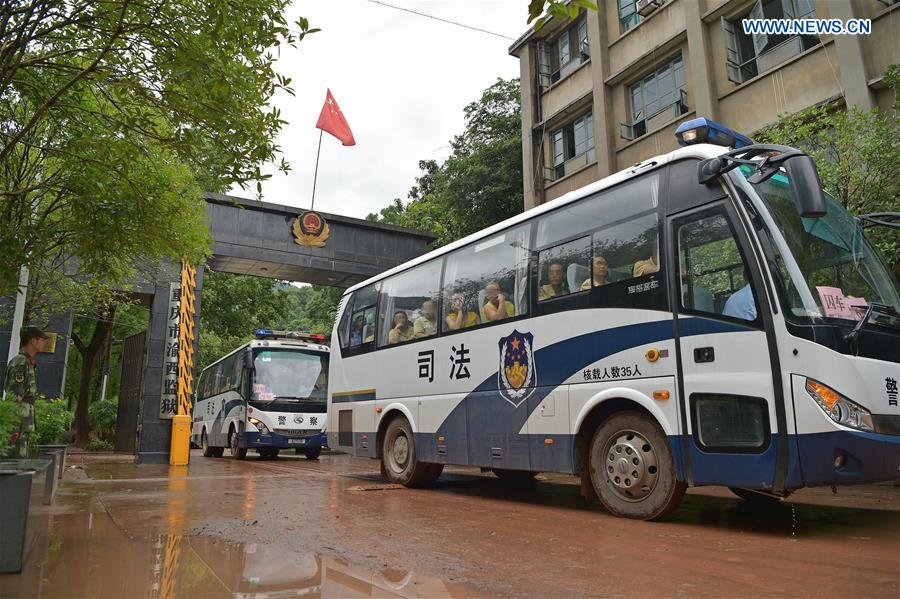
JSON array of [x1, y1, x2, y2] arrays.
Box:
[[235, 1, 527, 219]]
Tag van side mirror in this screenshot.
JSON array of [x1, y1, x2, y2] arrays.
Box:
[[243, 351, 254, 370], [783, 155, 827, 218]]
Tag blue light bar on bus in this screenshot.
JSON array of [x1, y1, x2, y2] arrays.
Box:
[[675, 118, 754, 149], [254, 329, 327, 342]]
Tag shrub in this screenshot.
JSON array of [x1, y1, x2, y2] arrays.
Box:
[[88, 397, 118, 449], [88, 436, 114, 451], [0, 400, 21, 458], [31, 397, 75, 447]]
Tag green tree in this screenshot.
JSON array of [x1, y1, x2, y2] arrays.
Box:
[[527, 0, 597, 29], [198, 271, 295, 370], [275, 285, 344, 334], [755, 66, 900, 270], [368, 78, 524, 247], [0, 0, 318, 297]]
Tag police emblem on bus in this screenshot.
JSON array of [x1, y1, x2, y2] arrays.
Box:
[[497, 330, 537, 407]]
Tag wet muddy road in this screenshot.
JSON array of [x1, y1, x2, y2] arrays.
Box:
[[2, 451, 898, 598]]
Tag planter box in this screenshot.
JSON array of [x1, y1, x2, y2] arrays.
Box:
[[36, 444, 67, 480], [34, 450, 63, 505], [0, 458, 51, 574]]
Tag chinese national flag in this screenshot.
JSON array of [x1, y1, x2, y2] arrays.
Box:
[[315, 89, 356, 146]]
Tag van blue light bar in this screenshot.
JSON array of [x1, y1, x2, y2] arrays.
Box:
[[254, 329, 327, 342], [675, 118, 754, 149]]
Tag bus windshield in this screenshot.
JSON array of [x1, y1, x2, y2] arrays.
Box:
[[251, 348, 328, 409], [740, 168, 900, 324]]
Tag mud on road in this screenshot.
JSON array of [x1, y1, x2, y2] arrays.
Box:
[[2, 450, 898, 598]]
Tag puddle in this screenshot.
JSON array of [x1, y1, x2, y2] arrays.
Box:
[[1, 509, 473, 598], [346, 483, 405, 492]]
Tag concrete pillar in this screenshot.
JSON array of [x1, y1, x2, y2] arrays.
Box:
[[588, 7, 616, 178], [684, 0, 719, 121], [136, 262, 204, 464], [519, 44, 538, 211], [827, 1, 874, 110]]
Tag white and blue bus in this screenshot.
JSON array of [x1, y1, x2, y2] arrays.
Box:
[[327, 119, 900, 520], [192, 330, 329, 460]]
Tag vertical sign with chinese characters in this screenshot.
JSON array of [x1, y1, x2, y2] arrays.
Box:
[[159, 282, 181, 419]]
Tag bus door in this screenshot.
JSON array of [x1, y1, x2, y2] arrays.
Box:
[[668, 201, 785, 490]]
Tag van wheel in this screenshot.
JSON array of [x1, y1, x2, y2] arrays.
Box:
[[229, 427, 247, 460], [303, 447, 321, 460], [381, 417, 438, 487], [588, 411, 685, 520], [202, 430, 213, 457]]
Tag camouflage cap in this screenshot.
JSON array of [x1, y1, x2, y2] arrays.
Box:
[[20, 326, 50, 345]]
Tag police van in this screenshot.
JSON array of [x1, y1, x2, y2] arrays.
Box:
[[192, 330, 329, 459], [327, 119, 900, 519]]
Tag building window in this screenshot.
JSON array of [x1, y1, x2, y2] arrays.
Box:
[[620, 54, 687, 141], [549, 112, 595, 180], [722, 0, 817, 84], [618, 0, 666, 34], [537, 13, 589, 88]]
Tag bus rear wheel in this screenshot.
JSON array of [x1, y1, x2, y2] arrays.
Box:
[[588, 411, 685, 520], [381, 417, 440, 487], [229, 427, 247, 460]]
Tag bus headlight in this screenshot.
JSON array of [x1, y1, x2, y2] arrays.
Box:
[[248, 417, 271, 436], [805, 379, 874, 432]]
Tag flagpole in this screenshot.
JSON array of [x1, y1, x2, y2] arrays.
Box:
[[310, 129, 323, 211]]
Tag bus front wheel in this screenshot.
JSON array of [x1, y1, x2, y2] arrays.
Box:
[[229, 427, 247, 460], [381, 417, 440, 487], [588, 411, 685, 520]]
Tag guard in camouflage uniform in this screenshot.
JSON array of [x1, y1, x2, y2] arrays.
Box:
[[4, 327, 48, 457]]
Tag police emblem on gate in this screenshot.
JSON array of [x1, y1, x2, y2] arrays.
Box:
[[498, 330, 537, 407], [292, 210, 330, 248]]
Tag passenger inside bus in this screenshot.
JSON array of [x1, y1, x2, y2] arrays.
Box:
[[388, 310, 415, 344], [364, 312, 375, 342], [482, 281, 516, 322], [723, 282, 757, 321], [445, 292, 478, 330], [633, 239, 660, 276], [538, 262, 570, 300], [582, 255, 611, 290], [413, 299, 438, 338], [350, 314, 365, 346]]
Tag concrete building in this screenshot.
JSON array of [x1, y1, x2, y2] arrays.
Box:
[[509, 0, 898, 209]]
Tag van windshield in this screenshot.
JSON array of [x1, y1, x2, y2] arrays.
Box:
[[250, 349, 328, 411], [740, 168, 900, 324]]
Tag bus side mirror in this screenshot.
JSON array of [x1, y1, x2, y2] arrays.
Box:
[[784, 155, 827, 218], [243, 351, 254, 370]]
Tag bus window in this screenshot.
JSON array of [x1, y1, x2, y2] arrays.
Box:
[[378, 259, 442, 346], [442, 224, 530, 328], [346, 283, 379, 348], [676, 211, 759, 322], [591, 212, 660, 283], [536, 174, 659, 248], [538, 236, 591, 301]]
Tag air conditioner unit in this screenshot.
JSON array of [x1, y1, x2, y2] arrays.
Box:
[[636, 0, 663, 17]]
